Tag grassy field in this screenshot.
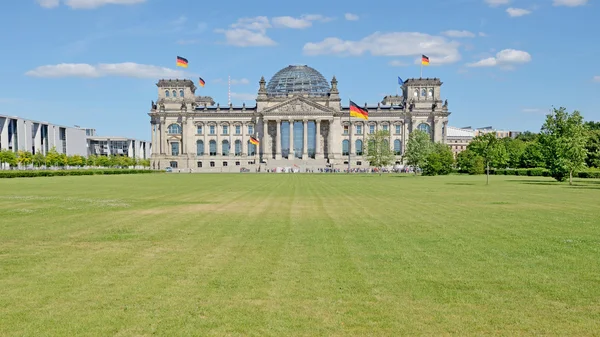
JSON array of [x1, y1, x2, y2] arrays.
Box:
[[1, 173, 599, 336]]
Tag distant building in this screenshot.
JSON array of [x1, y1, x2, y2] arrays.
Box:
[[0, 114, 150, 160], [472, 126, 521, 139], [0, 114, 87, 156], [446, 126, 475, 157]]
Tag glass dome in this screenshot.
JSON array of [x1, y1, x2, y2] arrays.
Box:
[[266, 65, 330, 97]]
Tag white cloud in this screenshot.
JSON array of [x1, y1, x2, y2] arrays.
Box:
[[272, 14, 333, 29], [553, 0, 588, 6], [389, 60, 408, 67], [345, 13, 359, 21], [593, 76, 600, 82], [231, 92, 256, 101], [36, 0, 59, 8], [506, 7, 532, 17], [441, 30, 475, 38], [215, 16, 276, 46], [25, 62, 186, 78], [303, 32, 461, 65], [479, 32, 487, 37], [38, 0, 147, 9], [485, 0, 510, 6], [231, 78, 249, 85], [466, 49, 531, 68]]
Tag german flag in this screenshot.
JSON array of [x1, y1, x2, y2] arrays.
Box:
[[249, 136, 259, 145], [349, 100, 368, 120], [198, 77, 205, 87], [176, 56, 188, 68], [421, 54, 429, 66]]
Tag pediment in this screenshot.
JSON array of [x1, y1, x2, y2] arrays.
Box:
[[262, 96, 335, 115]]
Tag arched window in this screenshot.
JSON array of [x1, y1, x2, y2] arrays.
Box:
[[196, 140, 204, 156], [428, 88, 433, 97], [355, 139, 363, 156], [234, 140, 242, 156], [179, 89, 184, 97], [172, 90, 177, 97], [421, 88, 426, 96], [165, 90, 170, 97], [209, 140, 217, 156], [417, 123, 431, 134], [413, 89, 418, 97], [222, 140, 230, 156], [394, 139, 402, 155], [342, 139, 349, 156], [167, 124, 182, 134], [247, 140, 256, 156]]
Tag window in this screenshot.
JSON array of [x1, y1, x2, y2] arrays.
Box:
[[414, 89, 418, 96], [395, 125, 401, 134], [172, 90, 177, 97], [356, 125, 362, 134], [210, 161, 215, 167], [196, 140, 204, 155], [247, 141, 256, 156], [196, 125, 203, 134], [355, 139, 363, 156], [383, 124, 389, 132], [235, 161, 240, 166], [223, 162, 228, 166], [197, 161, 202, 168], [171, 142, 179, 156], [179, 89, 184, 97], [248, 125, 254, 135], [222, 140, 230, 156], [234, 140, 242, 156], [209, 140, 217, 156], [369, 124, 375, 134], [168, 124, 182, 134], [209, 125, 215, 135], [235, 125, 241, 135], [169, 161, 178, 168], [428, 88, 433, 97], [421, 89, 426, 96], [394, 139, 402, 155], [357, 161, 362, 165], [343, 125, 349, 134], [342, 139, 349, 156], [222, 125, 228, 135], [417, 123, 431, 135], [165, 90, 170, 97]]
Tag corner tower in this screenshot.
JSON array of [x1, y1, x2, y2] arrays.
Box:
[[401, 78, 450, 143]]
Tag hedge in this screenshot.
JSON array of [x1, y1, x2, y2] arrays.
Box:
[[493, 168, 600, 178], [0, 169, 160, 179]]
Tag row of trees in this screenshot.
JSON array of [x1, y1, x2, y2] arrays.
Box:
[[400, 107, 598, 185], [0, 146, 150, 169]]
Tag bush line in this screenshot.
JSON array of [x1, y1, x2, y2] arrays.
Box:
[[0, 169, 160, 179], [491, 168, 600, 178]]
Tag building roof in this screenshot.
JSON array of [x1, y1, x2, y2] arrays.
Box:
[[446, 126, 475, 138], [266, 65, 330, 97]]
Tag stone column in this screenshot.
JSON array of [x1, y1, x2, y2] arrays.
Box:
[[289, 119, 294, 159], [151, 122, 156, 155], [442, 121, 448, 144], [161, 119, 167, 155], [203, 124, 207, 156], [216, 123, 221, 157], [302, 119, 308, 159], [262, 118, 267, 159], [275, 119, 281, 160], [315, 119, 321, 159], [242, 123, 246, 156], [328, 119, 334, 159]]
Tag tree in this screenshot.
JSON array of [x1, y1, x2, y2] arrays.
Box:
[[68, 155, 85, 167], [32, 152, 45, 168], [17, 151, 33, 167], [422, 142, 454, 176], [365, 130, 394, 175], [456, 148, 484, 175], [468, 133, 507, 185], [520, 141, 545, 168], [45, 147, 61, 167], [515, 131, 538, 142], [585, 129, 600, 168], [0, 149, 17, 169], [539, 107, 589, 184], [502, 138, 526, 169], [404, 130, 432, 174]]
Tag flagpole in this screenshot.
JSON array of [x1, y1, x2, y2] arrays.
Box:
[[420, 62, 422, 79], [348, 98, 351, 174]]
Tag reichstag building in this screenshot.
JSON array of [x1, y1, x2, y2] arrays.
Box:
[[148, 65, 451, 172]]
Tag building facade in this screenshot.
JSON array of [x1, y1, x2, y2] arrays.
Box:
[[446, 126, 475, 157], [87, 137, 151, 159], [149, 65, 452, 172], [0, 114, 88, 156]]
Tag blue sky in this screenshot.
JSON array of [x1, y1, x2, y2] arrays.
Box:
[[0, 0, 598, 140]]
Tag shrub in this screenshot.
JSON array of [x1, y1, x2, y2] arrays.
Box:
[[0, 169, 158, 179]]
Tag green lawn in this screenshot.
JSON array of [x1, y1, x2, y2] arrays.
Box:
[[1, 173, 599, 336]]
